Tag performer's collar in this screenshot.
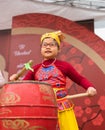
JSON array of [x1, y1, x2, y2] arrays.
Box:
[[42, 58, 56, 67]]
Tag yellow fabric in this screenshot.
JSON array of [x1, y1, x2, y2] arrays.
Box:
[[53, 88, 79, 130], [58, 107, 79, 130], [41, 32, 60, 46], [41, 30, 65, 46]]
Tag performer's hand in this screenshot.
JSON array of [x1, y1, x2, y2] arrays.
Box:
[[9, 74, 17, 81], [86, 87, 97, 96]]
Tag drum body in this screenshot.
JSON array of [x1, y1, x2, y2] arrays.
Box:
[[0, 81, 58, 130]]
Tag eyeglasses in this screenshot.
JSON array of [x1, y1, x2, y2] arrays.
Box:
[[41, 42, 58, 48]]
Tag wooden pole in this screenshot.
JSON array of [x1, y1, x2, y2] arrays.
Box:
[[66, 92, 89, 99], [10, 60, 33, 81]]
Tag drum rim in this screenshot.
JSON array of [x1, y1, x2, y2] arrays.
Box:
[[6, 80, 51, 86]]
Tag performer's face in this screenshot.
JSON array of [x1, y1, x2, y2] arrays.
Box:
[[41, 37, 60, 60]]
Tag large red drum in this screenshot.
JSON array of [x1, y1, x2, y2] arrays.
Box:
[[0, 81, 58, 130]]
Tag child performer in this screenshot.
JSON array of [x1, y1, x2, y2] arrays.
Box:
[[10, 30, 97, 130]]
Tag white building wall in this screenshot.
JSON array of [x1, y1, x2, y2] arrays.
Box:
[[95, 19, 105, 41]]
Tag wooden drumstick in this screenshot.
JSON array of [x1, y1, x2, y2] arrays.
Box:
[[66, 92, 89, 99], [10, 60, 34, 81]]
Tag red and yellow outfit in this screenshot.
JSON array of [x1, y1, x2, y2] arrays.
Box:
[[23, 59, 93, 130]]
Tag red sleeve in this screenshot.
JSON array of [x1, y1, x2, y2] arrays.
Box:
[[23, 64, 41, 80], [56, 60, 94, 89], [23, 70, 34, 80]]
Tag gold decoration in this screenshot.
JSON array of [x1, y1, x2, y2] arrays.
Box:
[[0, 92, 21, 105], [2, 119, 29, 129], [0, 108, 12, 115], [43, 95, 52, 102], [39, 84, 56, 103], [2, 119, 47, 130], [39, 84, 53, 95]]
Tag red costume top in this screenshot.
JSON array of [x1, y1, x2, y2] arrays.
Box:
[[24, 59, 93, 89]]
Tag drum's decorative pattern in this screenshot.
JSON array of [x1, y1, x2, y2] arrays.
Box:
[[2, 119, 47, 130], [0, 92, 20, 105], [0, 108, 12, 115], [2, 119, 29, 129], [39, 84, 56, 103], [0, 81, 58, 130]]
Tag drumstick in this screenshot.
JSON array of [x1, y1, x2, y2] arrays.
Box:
[[11, 60, 34, 81], [66, 92, 89, 99]]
